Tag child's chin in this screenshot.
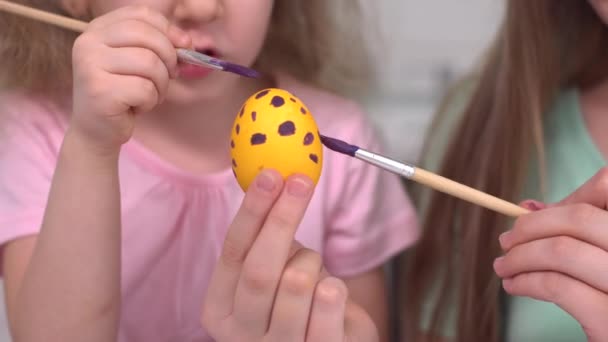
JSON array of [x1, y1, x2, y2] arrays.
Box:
[[166, 81, 227, 105]]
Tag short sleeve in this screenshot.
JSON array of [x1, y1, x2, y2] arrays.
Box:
[[321, 105, 419, 277], [0, 94, 64, 263]]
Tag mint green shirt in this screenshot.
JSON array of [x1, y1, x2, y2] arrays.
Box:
[[420, 88, 605, 341]]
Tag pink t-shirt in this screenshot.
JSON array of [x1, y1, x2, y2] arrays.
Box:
[[0, 76, 419, 341]]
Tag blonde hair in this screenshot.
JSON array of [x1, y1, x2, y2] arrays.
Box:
[[0, 0, 372, 98], [402, 2, 608, 342]]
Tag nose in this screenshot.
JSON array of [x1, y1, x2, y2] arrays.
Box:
[[173, 0, 223, 25]]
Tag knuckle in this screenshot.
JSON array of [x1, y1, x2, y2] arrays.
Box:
[[315, 277, 348, 306], [513, 213, 532, 235], [242, 266, 275, 294], [140, 79, 157, 97], [72, 35, 95, 61], [548, 236, 574, 261], [570, 203, 597, 226], [281, 267, 318, 296], [240, 196, 269, 220], [264, 212, 295, 231], [220, 238, 246, 269], [140, 51, 161, 71], [540, 272, 563, 303], [86, 75, 109, 99]]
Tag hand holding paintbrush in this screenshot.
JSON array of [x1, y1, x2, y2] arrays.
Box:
[[0, 0, 260, 78]]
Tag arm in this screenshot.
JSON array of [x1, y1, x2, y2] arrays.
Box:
[[344, 266, 389, 342], [4, 131, 121, 342], [2, 6, 190, 341]]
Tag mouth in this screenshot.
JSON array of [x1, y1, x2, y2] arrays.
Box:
[[197, 47, 220, 59], [176, 47, 221, 79]]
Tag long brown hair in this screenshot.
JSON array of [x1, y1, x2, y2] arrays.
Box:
[[0, 0, 371, 97], [402, 2, 608, 342]]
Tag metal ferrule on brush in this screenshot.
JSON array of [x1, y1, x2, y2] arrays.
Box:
[[355, 149, 415, 178], [176, 49, 223, 70]]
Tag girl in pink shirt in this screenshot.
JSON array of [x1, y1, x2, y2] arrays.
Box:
[[0, 1, 418, 341]]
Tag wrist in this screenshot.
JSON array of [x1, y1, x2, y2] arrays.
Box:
[[62, 126, 122, 166]]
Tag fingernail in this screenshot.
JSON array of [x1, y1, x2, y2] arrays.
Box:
[[494, 256, 504, 266], [287, 176, 313, 198], [502, 278, 513, 290], [499, 230, 511, 247], [256, 171, 277, 193], [521, 200, 546, 211]]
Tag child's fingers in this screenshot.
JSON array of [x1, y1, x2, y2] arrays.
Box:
[[95, 20, 178, 78], [202, 170, 283, 323], [305, 277, 348, 341], [102, 47, 170, 103], [500, 204, 608, 252], [502, 272, 608, 341], [232, 175, 315, 337], [494, 236, 608, 293], [344, 301, 380, 342], [108, 74, 159, 115], [266, 248, 322, 341]]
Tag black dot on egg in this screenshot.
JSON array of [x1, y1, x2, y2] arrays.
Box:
[[278, 121, 296, 136], [309, 154, 319, 164], [303, 132, 314, 146], [239, 107, 245, 118], [230, 140, 235, 148], [290, 98, 296, 103], [251, 111, 257, 122], [255, 90, 270, 99], [300, 107, 307, 114], [271, 96, 285, 108], [232, 159, 237, 168], [251, 133, 267, 145], [235, 124, 240, 135]]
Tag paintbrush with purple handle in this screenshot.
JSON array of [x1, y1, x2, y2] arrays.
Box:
[[0, 0, 261, 79], [319, 134, 529, 217]]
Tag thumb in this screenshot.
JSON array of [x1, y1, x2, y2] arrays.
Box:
[[344, 300, 379, 342]]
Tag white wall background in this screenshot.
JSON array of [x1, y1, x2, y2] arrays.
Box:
[[0, 2, 503, 341], [364, 0, 504, 162]]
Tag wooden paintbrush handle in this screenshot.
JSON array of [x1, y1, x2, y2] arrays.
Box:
[[411, 167, 530, 217], [0, 0, 87, 32]]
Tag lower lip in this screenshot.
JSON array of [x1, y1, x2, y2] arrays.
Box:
[[177, 63, 215, 80]]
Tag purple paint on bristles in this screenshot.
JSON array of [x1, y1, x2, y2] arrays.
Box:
[[319, 134, 359, 157], [214, 60, 262, 78]]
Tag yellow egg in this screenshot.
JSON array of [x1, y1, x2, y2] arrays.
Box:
[[230, 88, 323, 191]]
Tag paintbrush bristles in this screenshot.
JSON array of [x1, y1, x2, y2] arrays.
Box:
[[319, 134, 358, 156]]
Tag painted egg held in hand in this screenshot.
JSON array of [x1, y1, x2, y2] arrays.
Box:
[[230, 88, 323, 191]]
